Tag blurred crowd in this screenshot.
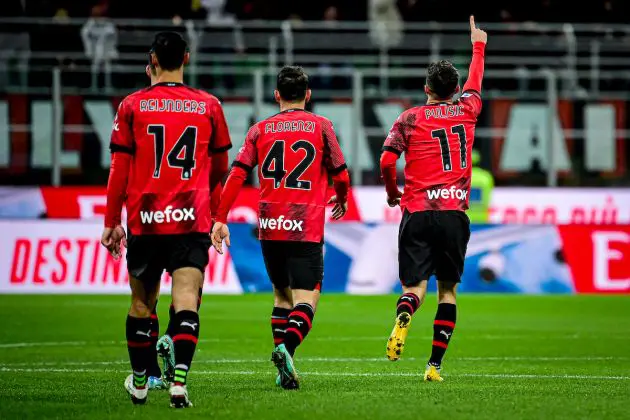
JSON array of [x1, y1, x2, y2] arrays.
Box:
[[1, 0, 627, 23]]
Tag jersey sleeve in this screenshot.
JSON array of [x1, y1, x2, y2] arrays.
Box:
[[208, 98, 233, 154], [321, 117, 347, 175], [460, 42, 485, 117], [459, 92, 482, 116], [233, 124, 260, 171], [109, 97, 135, 155], [382, 112, 412, 156]]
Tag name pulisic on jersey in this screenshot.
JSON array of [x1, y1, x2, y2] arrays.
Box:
[[424, 105, 464, 119]]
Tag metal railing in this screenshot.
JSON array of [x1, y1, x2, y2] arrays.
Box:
[[1, 18, 630, 97]]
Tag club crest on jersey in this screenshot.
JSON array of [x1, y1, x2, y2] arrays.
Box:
[[259, 215, 303, 232], [140, 206, 195, 224], [424, 105, 464, 119], [426, 187, 468, 200]]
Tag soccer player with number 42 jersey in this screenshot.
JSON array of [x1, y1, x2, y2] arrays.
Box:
[[101, 32, 231, 408], [211, 66, 351, 390], [380, 16, 487, 382]]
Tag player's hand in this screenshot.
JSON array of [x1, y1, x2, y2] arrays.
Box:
[[211, 222, 231, 255], [387, 190, 403, 208], [327, 195, 348, 220], [469, 15, 487, 44], [101, 225, 126, 260]]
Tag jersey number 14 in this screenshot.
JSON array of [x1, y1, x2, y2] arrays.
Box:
[[148, 125, 197, 180]]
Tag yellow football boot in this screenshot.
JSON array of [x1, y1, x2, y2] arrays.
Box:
[[423, 364, 444, 382], [386, 312, 412, 361]]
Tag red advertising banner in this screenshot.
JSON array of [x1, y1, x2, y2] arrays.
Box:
[[558, 225, 630, 293]]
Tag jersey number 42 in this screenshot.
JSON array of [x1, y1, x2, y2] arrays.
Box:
[[261, 140, 315, 190]]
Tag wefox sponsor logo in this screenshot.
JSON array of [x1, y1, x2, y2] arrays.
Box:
[[140, 206, 195, 224], [427, 187, 468, 200], [259, 215, 304, 231]]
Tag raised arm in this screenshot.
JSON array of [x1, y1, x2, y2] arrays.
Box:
[[462, 15, 487, 94]]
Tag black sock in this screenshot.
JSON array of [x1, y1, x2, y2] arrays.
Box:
[[283, 303, 315, 357], [126, 315, 152, 389], [172, 310, 200, 386], [396, 293, 420, 317], [166, 304, 176, 337], [429, 303, 457, 367], [147, 304, 161, 377], [271, 307, 291, 347], [167, 290, 202, 338]]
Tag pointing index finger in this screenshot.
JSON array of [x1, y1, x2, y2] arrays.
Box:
[[470, 15, 476, 31]]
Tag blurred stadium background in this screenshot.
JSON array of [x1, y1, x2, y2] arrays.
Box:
[[0, 1, 628, 419]]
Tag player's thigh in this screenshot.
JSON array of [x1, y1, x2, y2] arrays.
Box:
[[126, 233, 166, 285], [261, 240, 291, 290], [398, 210, 434, 287], [166, 233, 211, 278], [286, 241, 324, 293], [434, 211, 471, 283]]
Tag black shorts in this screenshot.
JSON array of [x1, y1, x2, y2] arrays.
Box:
[[260, 240, 324, 291], [398, 210, 470, 286], [126, 232, 211, 284]]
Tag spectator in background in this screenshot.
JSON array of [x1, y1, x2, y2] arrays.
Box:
[[369, 0, 403, 49], [81, 2, 117, 91]]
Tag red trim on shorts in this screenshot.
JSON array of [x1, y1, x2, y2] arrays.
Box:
[[285, 327, 304, 342], [432, 340, 448, 349], [290, 311, 312, 329], [434, 320, 455, 329], [315, 282, 322, 292], [172, 334, 198, 344], [127, 341, 151, 348]]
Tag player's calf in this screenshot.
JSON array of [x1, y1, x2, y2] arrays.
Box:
[[387, 284, 426, 361], [427, 282, 457, 378], [271, 286, 292, 348], [283, 302, 315, 356], [147, 303, 162, 381], [169, 268, 203, 408]]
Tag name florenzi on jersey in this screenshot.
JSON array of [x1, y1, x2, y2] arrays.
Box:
[[424, 105, 464, 119], [139, 99, 207, 114], [265, 120, 315, 134]]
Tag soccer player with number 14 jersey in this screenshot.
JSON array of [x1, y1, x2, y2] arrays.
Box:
[[380, 16, 487, 382], [101, 32, 231, 407], [211, 66, 351, 390]]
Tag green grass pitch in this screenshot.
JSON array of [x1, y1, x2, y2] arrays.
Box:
[[0, 294, 628, 419]]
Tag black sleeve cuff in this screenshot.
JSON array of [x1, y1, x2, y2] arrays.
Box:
[[110, 142, 135, 155], [328, 163, 348, 175], [210, 144, 233, 154], [232, 160, 253, 172], [382, 146, 402, 157]]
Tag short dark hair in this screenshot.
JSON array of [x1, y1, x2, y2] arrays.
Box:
[[277, 66, 309, 102], [426, 60, 460, 99], [150, 32, 188, 71]]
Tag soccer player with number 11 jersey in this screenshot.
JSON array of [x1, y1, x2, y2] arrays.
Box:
[[381, 16, 487, 381]]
